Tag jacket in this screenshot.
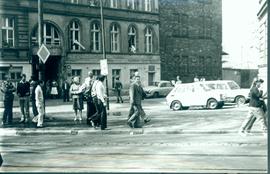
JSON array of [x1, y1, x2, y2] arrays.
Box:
[[1, 82, 16, 101], [249, 86, 263, 108], [129, 82, 145, 105], [17, 81, 30, 97]]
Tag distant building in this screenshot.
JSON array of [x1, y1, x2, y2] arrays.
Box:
[[159, 0, 222, 82], [0, 0, 160, 90], [257, 0, 267, 88]]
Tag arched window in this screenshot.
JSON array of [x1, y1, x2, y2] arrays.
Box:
[[31, 23, 60, 46], [110, 24, 120, 52], [128, 26, 137, 53], [69, 21, 81, 51], [91, 22, 101, 52], [145, 27, 153, 53]]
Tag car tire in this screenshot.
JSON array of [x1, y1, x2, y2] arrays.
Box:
[[153, 92, 159, 98], [207, 98, 218, 109], [171, 100, 182, 111], [235, 96, 246, 106]]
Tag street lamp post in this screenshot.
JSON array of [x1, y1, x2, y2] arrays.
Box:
[[99, 0, 110, 110]]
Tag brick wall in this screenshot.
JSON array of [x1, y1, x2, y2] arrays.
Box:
[[159, 0, 222, 82]]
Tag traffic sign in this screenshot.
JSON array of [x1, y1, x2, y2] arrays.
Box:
[[37, 44, 50, 64], [100, 59, 108, 75]]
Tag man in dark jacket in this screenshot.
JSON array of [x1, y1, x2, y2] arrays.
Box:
[[239, 79, 267, 136], [127, 75, 149, 128], [114, 77, 123, 103], [17, 74, 30, 123], [1, 78, 16, 125]]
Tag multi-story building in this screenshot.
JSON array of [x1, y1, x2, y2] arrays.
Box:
[[0, 0, 160, 91], [257, 0, 267, 88], [159, 0, 222, 82]]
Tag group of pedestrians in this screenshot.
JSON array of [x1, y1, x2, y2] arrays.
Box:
[[69, 71, 108, 130], [1, 74, 45, 128]]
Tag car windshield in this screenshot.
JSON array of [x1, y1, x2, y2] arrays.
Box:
[[227, 81, 240, 90]]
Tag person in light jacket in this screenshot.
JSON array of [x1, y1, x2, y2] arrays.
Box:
[[34, 80, 45, 128]]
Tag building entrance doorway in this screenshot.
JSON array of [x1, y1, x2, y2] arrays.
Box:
[[44, 56, 61, 98], [45, 56, 61, 82]]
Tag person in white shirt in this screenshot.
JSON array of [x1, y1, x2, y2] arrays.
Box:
[[34, 80, 44, 128], [92, 75, 107, 130]]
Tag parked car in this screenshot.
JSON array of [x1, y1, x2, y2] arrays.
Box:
[[144, 81, 174, 98], [199, 80, 250, 105], [166, 82, 225, 110]]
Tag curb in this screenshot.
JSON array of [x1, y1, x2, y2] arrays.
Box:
[[1, 128, 264, 136]]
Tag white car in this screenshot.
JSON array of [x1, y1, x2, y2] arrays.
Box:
[[166, 82, 225, 110], [143, 81, 174, 98], [199, 80, 250, 105]]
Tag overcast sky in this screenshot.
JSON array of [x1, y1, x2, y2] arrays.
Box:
[[222, 0, 259, 67]]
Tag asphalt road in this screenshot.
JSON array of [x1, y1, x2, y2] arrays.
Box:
[[0, 98, 268, 173]]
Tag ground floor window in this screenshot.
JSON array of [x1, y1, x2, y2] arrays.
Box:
[[148, 72, 155, 86], [92, 69, 101, 78], [112, 69, 121, 88], [72, 69, 82, 81]]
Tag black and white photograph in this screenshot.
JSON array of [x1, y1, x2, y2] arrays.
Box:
[[0, 0, 268, 173]]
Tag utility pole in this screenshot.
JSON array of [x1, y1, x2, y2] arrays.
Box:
[[100, 0, 110, 110], [38, 0, 44, 81]]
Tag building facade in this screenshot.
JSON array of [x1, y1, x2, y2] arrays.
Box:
[[0, 0, 160, 92], [159, 0, 222, 82], [257, 0, 267, 89]]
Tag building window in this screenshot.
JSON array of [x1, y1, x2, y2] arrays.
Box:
[[2, 17, 15, 48], [128, 26, 137, 53], [70, 21, 81, 51], [110, 24, 120, 52], [44, 23, 60, 46], [112, 69, 121, 88], [31, 23, 60, 46], [72, 69, 81, 77], [91, 22, 101, 52], [110, 0, 117, 8], [145, 0, 152, 11], [71, 0, 79, 4], [127, 0, 138, 10], [92, 69, 101, 77], [145, 27, 153, 53]]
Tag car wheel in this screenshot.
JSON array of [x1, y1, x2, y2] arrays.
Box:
[[235, 96, 246, 105], [153, 92, 159, 98], [171, 100, 182, 111], [207, 98, 218, 109]]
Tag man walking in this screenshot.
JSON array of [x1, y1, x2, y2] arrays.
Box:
[[127, 75, 149, 128], [114, 76, 123, 103], [17, 74, 30, 123], [1, 78, 16, 125], [239, 79, 267, 136], [33, 80, 45, 128]]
